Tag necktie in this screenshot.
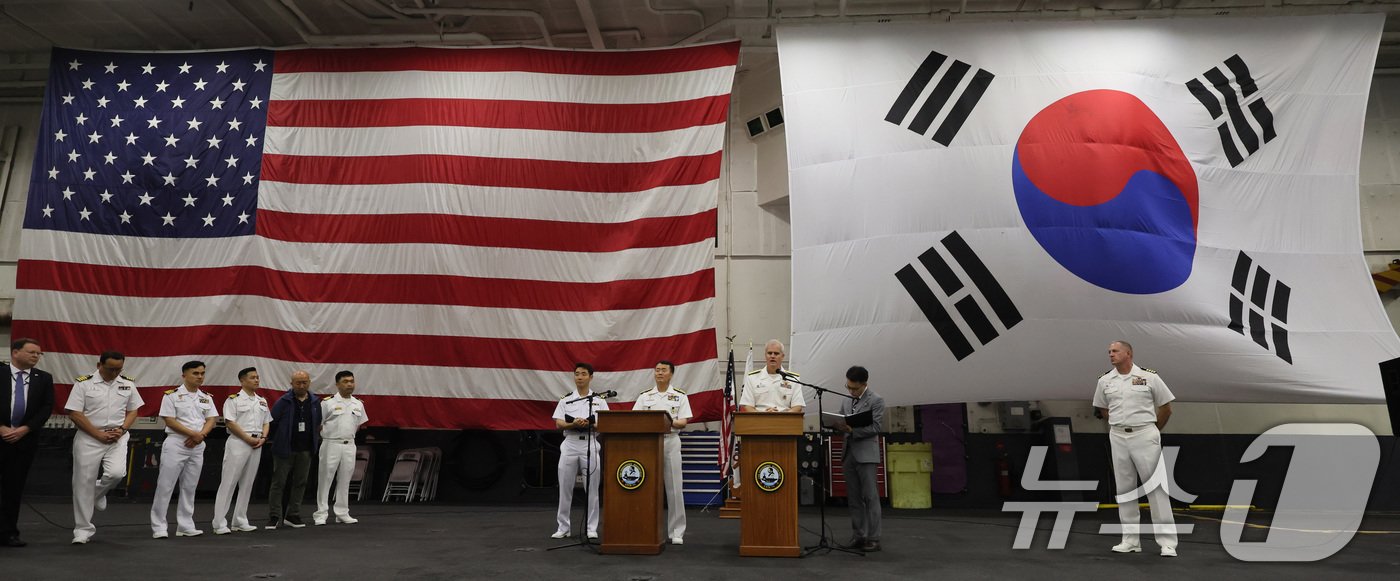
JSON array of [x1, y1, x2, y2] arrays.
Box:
[[11, 370, 26, 426]]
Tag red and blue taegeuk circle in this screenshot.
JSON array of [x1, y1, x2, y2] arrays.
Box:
[[1011, 89, 1198, 294]]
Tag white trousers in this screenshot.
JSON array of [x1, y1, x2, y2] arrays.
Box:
[[150, 437, 205, 535], [71, 431, 130, 541], [663, 433, 686, 539], [313, 439, 356, 522], [555, 437, 601, 535], [212, 438, 263, 530], [1110, 424, 1177, 549]]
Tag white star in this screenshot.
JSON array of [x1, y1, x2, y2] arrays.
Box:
[[61, 93, 75, 105], [170, 96, 185, 108], [221, 193, 235, 206], [178, 62, 192, 74], [141, 62, 155, 75], [115, 79, 130, 92], [86, 131, 102, 144], [95, 96, 109, 108], [61, 187, 75, 200], [146, 116, 162, 129], [109, 115, 124, 127], [226, 119, 243, 131], [53, 129, 66, 142], [184, 155, 199, 169], [68, 59, 81, 71], [161, 212, 176, 226], [205, 175, 220, 187], [237, 211, 250, 224], [99, 189, 113, 203], [224, 155, 240, 168], [120, 170, 134, 183], [202, 213, 216, 227], [81, 78, 95, 90], [138, 192, 154, 205], [140, 152, 156, 166], [164, 134, 179, 147], [82, 168, 95, 181], [209, 97, 225, 110], [103, 62, 117, 74], [242, 172, 255, 185], [67, 149, 81, 162], [102, 152, 116, 165], [79, 207, 92, 220], [245, 135, 259, 147], [73, 113, 87, 125], [47, 166, 58, 179], [187, 118, 203, 131], [119, 210, 132, 223], [182, 193, 197, 206], [216, 61, 229, 73], [162, 173, 177, 186], [206, 135, 223, 149], [42, 205, 54, 218], [124, 132, 138, 145], [154, 80, 169, 93], [133, 95, 148, 108], [253, 60, 267, 72], [248, 97, 263, 109], [231, 79, 246, 91], [193, 78, 208, 91]]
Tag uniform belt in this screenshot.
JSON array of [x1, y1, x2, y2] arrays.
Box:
[[326, 439, 352, 444], [1113, 424, 1151, 433], [246, 433, 262, 438]]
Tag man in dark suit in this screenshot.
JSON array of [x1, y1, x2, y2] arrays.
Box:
[[1, 338, 55, 547], [837, 365, 885, 553]]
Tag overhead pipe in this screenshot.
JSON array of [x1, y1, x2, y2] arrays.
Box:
[[388, 3, 554, 47], [262, 0, 491, 46]]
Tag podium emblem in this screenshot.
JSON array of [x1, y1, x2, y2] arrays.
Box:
[[755, 461, 784, 492], [617, 459, 645, 490]]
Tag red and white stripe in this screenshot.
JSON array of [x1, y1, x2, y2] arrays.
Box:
[[15, 42, 738, 429]]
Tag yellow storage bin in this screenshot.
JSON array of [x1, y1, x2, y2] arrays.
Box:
[[886, 442, 933, 509]]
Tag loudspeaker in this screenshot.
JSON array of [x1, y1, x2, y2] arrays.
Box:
[[1381, 357, 1400, 431]]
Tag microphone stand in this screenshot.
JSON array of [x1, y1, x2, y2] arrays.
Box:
[[550, 391, 608, 553], [779, 374, 862, 558]]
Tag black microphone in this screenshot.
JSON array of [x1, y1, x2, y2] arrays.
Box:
[[777, 370, 795, 379], [599, 390, 618, 398]]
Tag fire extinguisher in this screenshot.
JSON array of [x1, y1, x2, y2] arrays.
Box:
[[995, 441, 1012, 499]]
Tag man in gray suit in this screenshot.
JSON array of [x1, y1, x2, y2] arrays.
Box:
[[837, 365, 884, 552]]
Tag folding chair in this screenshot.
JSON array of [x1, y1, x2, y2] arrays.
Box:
[[349, 446, 373, 501], [381, 451, 422, 502]]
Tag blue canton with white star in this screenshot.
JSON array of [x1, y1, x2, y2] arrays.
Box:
[[24, 48, 272, 238]]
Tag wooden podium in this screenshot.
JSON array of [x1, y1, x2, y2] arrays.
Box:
[[735, 412, 803, 557], [596, 410, 670, 555]]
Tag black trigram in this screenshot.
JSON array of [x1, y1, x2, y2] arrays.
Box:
[[885, 50, 995, 146], [1228, 252, 1292, 364], [1187, 55, 1277, 167], [896, 231, 1022, 361]]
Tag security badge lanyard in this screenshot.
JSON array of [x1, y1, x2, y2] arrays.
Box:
[[296, 399, 307, 433]]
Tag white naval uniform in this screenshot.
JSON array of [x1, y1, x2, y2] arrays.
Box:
[[314, 393, 367, 524], [212, 390, 271, 531], [65, 372, 143, 542], [1093, 364, 1178, 550], [150, 387, 219, 536], [739, 368, 806, 412], [551, 390, 610, 536], [633, 386, 692, 541]]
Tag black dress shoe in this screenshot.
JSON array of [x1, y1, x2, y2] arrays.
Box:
[[841, 536, 865, 550], [861, 540, 881, 552], [2, 536, 27, 547]]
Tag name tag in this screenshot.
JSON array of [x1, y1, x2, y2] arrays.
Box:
[[298, 421, 307, 432]]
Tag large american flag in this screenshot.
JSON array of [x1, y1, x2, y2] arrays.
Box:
[[15, 44, 737, 429]]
